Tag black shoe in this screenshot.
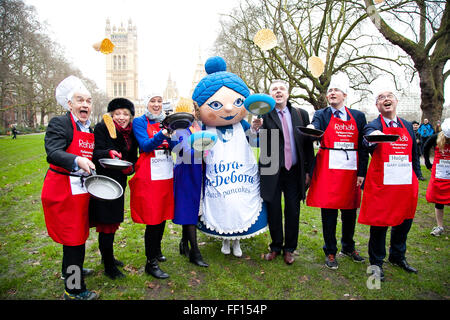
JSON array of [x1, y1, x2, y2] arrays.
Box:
[[179, 239, 190, 257], [189, 250, 209, 267], [145, 259, 169, 279], [102, 257, 124, 267], [388, 258, 418, 273], [104, 265, 125, 280], [156, 254, 167, 262], [340, 250, 365, 263]]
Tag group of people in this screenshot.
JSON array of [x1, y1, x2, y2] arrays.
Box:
[[41, 66, 448, 300]]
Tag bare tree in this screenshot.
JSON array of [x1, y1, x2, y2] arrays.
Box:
[[0, 0, 107, 130], [362, 0, 449, 124], [214, 0, 415, 110]]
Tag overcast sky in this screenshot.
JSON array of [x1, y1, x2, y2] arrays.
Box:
[[25, 0, 240, 99], [25, 0, 449, 107]]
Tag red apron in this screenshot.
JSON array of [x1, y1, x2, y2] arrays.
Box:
[[426, 142, 450, 205], [41, 114, 94, 246], [358, 116, 418, 226], [129, 120, 174, 225], [306, 108, 361, 209]]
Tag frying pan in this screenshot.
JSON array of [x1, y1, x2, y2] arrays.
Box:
[[190, 131, 218, 151], [364, 134, 399, 143], [244, 93, 275, 116], [99, 158, 133, 170], [82, 169, 123, 201], [161, 112, 194, 133], [297, 126, 325, 137]]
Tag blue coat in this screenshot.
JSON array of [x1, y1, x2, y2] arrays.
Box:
[[418, 123, 434, 138], [132, 114, 176, 153]]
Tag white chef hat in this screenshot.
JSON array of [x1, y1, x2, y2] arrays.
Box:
[[328, 72, 349, 94], [55, 76, 90, 110], [371, 77, 398, 103], [441, 118, 450, 138], [144, 92, 164, 106]]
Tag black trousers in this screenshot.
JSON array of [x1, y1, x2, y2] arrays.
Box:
[[321, 208, 357, 256], [368, 218, 413, 267], [266, 164, 301, 253], [435, 203, 444, 210], [145, 221, 166, 260], [62, 244, 86, 294]]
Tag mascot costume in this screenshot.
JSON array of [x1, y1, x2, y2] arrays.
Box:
[[191, 56, 269, 257]]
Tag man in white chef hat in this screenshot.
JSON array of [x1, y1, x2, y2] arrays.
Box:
[[306, 72, 369, 270], [41, 75, 98, 300], [358, 78, 421, 281]]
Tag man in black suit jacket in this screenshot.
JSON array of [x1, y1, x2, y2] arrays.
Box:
[[45, 112, 95, 171], [359, 89, 420, 280], [42, 76, 98, 300], [307, 83, 368, 270], [256, 79, 314, 265]]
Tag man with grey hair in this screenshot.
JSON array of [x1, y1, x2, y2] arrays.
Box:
[[42, 76, 98, 300], [358, 88, 420, 281], [256, 79, 314, 265]]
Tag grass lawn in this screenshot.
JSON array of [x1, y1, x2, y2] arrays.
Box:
[[0, 133, 448, 301]]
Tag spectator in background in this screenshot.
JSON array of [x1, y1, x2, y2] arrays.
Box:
[[11, 126, 17, 139], [418, 118, 434, 154], [435, 120, 442, 134], [412, 120, 426, 181]]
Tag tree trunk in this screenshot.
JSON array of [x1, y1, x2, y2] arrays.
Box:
[[417, 62, 445, 125]]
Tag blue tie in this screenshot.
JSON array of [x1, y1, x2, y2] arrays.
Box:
[[334, 110, 341, 119]]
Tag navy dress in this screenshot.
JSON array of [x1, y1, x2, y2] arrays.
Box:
[[173, 127, 202, 225]]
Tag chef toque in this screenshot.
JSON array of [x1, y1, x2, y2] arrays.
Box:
[[441, 118, 450, 138], [55, 76, 90, 110]]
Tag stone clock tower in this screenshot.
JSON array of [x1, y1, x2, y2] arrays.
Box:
[[105, 18, 138, 101]]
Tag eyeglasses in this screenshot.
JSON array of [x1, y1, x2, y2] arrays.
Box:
[[377, 94, 395, 102]]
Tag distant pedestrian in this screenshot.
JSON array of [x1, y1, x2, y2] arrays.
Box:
[[412, 121, 426, 181], [11, 126, 17, 139]]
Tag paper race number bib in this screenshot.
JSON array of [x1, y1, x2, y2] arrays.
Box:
[[69, 176, 88, 195], [436, 160, 450, 180], [383, 155, 412, 185], [328, 142, 357, 170], [150, 150, 173, 181]]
